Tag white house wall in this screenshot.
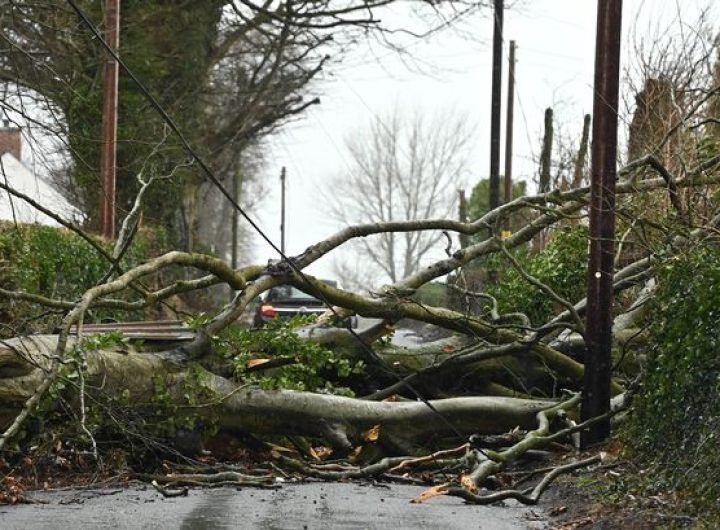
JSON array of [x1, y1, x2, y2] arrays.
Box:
[[0, 153, 78, 226]]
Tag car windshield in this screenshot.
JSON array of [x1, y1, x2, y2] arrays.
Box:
[[269, 286, 317, 301]]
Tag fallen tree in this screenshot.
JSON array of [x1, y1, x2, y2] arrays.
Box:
[[0, 335, 561, 450], [1, 0, 719, 515], [1, 148, 719, 502]]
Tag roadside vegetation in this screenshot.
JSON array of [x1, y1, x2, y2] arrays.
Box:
[[1, 2, 720, 527]]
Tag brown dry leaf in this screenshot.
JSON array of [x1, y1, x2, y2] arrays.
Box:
[[411, 484, 449, 504], [269, 443, 298, 459], [460, 474, 479, 493], [307, 446, 322, 462], [247, 358, 272, 369], [363, 425, 381, 442], [442, 345, 456, 353], [313, 446, 333, 460]]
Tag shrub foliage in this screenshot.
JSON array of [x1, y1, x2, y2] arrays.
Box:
[[0, 222, 163, 335], [486, 226, 589, 325], [625, 243, 720, 513]]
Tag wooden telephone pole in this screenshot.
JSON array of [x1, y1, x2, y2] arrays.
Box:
[[100, 0, 120, 239], [280, 166, 286, 254], [582, 0, 623, 448], [503, 40, 516, 233], [489, 0, 503, 212]]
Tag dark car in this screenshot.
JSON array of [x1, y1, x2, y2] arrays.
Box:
[[253, 281, 358, 328]]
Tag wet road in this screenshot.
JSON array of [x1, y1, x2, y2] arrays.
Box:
[[1, 322, 547, 529], [0, 482, 545, 529]]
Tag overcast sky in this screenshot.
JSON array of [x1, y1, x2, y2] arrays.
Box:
[[251, 0, 713, 281]]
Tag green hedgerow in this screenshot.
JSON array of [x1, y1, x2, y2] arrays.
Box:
[[0, 222, 167, 335], [486, 225, 589, 325], [624, 243, 720, 516]]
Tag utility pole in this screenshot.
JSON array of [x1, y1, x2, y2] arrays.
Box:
[[581, 0, 623, 448], [280, 166, 286, 255], [503, 40, 516, 234], [489, 0, 503, 213], [99, 0, 120, 239]]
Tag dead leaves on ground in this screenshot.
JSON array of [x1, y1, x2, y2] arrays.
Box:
[[0, 475, 33, 505], [411, 483, 449, 503]]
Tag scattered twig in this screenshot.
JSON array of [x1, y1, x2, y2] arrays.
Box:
[[151, 480, 189, 498]]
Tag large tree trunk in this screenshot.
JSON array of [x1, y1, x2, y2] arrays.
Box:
[[0, 335, 559, 452]]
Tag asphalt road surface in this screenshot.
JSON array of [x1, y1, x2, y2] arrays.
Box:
[[0, 482, 548, 529], [0, 321, 549, 529]]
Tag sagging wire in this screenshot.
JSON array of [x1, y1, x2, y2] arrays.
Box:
[[65, 0, 479, 465]]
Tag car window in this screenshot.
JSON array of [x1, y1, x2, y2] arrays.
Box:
[[268, 286, 318, 301]]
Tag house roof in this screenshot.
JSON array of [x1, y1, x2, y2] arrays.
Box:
[[0, 153, 79, 226]]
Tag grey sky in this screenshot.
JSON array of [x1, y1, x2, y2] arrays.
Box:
[[256, 0, 713, 280]]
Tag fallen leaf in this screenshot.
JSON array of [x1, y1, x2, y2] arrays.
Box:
[[411, 484, 449, 504], [460, 474, 478, 493], [313, 446, 333, 459], [269, 443, 298, 459], [363, 425, 381, 442]]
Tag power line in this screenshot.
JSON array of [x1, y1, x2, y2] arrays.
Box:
[[66, 0, 273, 256], [65, 0, 470, 451]]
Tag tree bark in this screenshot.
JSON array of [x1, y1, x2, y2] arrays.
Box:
[[0, 335, 560, 451]]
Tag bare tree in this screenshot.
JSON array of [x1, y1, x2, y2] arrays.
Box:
[[616, 4, 719, 253], [6, 1, 720, 512], [0, 1, 491, 248], [328, 107, 474, 285]]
